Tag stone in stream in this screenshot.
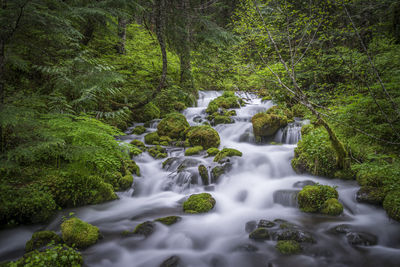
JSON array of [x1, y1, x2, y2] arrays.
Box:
[[356, 186, 385, 205], [245, 221, 257, 233], [292, 180, 316, 188], [274, 229, 315, 243], [183, 193, 216, 214], [154, 216, 182, 226], [160, 255, 180, 267], [249, 228, 270, 241], [186, 125, 220, 149], [275, 240, 302, 255], [61, 217, 100, 249], [272, 190, 299, 207], [328, 224, 378, 246], [25, 231, 62, 252], [258, 220, 276, 228], [233, 243, 259, 252], [157, 113, 190, 139], [132, 221, 156, 237], [198, 165, 209, 185], [211, 163, 233, 183]]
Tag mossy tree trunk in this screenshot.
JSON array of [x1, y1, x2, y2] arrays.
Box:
[[117, 17, 128, 54]]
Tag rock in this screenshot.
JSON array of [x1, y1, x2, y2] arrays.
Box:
[[206, 147, 219, 157], [274, 229, 315, 243], [144, 132, 160, 145], [356, 186, 385, 205], [183, 193, 216, 214], [186, 126, 220, 149], [206, 92, 242, 114], [185, 146, 203, 156], [249, 228, 270, 241], [245, 221, 257, 233], [383, 190, 400, 221], [328, 224, 352, 234], [211, 163, 233, 183], [320, 198, 343, 216], [155, 216, 182, 226], [273, 190, 299, 207], [132, 126, 147, 135], [157, 113, 190, 139], [133, 221, 156, 237], [25, 231, 62, 252], [148, 145, 167, 159], [213, 148, 242, 163], [162, 157, 179, 170], [160, 255, 180, 267], [346, 232, 378, 246], [119, 174, 133, 190], [297, 184, 339, 213], [213, 115, 234, 125], [130, 139, 146, 150], [292, 180, 316, 188], [224, 110, 237, 117], [251, 112, 288, 141], [276, 240, 302, 255], [193, 116, 203, 123], [258, 220, 276, 228], [233, 244, 259, 252], [61, 217, 99, 249], [124, 159, 140, 176], [177, 158, 202, 172], [198, 165, 209, 185]]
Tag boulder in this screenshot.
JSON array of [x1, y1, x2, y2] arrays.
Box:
[[198, 165, 209, 185], [61, 217, 99, 249], [157, 113, 190, 139], [213, 148, 242, 163], [185, 146, 203, 156], [297, 184, 340, 214], [275, 240, 302, 255], [155, 216, 182, 226], [249, 228, 270, 241], [183, 193, 216, 214], [25, 231, 62, 252], [186, 126, 220, 149]]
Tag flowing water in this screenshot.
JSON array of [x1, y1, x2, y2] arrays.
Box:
[[1, 91, 400, 267]]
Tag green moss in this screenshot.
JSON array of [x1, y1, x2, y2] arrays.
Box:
[[183, 193, 216, 214], [61, 217, 99, 249], [132, 102, 160, 122], [132, 126, 147, 135], [356, 186, 385, 204], [320, 198, 343, 216], [251, 112, 288, 141], [159, 135, 173, 144], [214, 148, 242, 162], [213, 115, 233, 125], [383, 190, 400, 221], [173, 102, 186, 111], [130, 139, 146, 150], [249, 228, 270, 240], [211, 166, 225, 182], [157, 113, 190, 139], [144, 132, 160, 145], [276, 240, 302, 255], [198, 165, 209, 185], [148, 145, 167, 159], [224, 110, 237, 116], [262, 96, 272, 101], [119, 174, 133, 190], [124, 160, 140, 176], [297, 184, 339, 213], [206, 93, 242, 114], [133, 221, 155, 236], [207, 147, 219, 156], [206, 101, 219, 114], [186, 126, 220, 149], [12, 243, 82, 266], [25, 231, 62, 252], [154, 216, 182, 225], [185, 146, 204, 156]]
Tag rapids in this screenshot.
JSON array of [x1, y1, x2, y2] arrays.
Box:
[[1, 91, 400, 267]]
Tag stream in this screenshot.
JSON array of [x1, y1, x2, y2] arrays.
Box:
[[1, 91, 400, 267]]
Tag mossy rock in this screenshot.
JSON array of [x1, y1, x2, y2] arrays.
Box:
[[173, 102, 186, 111], [206, 93, 242, 114], [186, 126, 220, 149], [25, 231, 62, 252], [198, 165, 209, 185], [213, 115, 234, 125], [251, 112, 288, 140], [148, 145, 167, 159], [320, 198, 343, 216], [154, 216, 182, 226], [224, 110, 237, 116], [262, 96, 272, 101], [249, 228, 270, 241], [297, 184, 339, 213], [356, 186, 385, 205], [123, 159, 140, 176], [383, 190, 400, 221], [132, 102, 160, 122], [276, 240, 302, 255], [119, 174, 133, 190], [183, 193, 216, 214], [185, 146, 203, 156], [132, 126, 147, 135], [133, 221, 156, 236], [206, 147, 219, 157], [157, 113, 190, 139], [206, 102, 219, 114], [130, 139, 146, 151], [159, 136, 173, 145], [61, 217, 99, 249], [213, 148, 242, 162], [144, 132, 160, 145]]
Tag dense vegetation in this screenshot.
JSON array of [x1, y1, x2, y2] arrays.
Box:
[[1, 0, 400, 265]]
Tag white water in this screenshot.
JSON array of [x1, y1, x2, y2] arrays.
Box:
[[1, 91, 400, 267]]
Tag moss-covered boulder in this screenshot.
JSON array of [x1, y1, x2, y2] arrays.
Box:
[[183, 193, 216, 214], [320, 198, 343, 216], [276, 240, 302, 255], [383, 190, 400, 221], [61, 217, 99, 249], [133, 221, 156, 237], [130, 139, 146, 151], [159, 136, 173, 146], [148, 145, 167, 159], [124, 159, 140, 177], [132, 126, 147, 135], [155, 216, 182, 226], [198, 165, 209, 185], [297, 185, 342, 215], [251, 112, 288, 141], [186, 126, 220, 149], [119, 174, 133, 190], [174, 101, 186, 112], [206, 147, 219, 157], [213, 115, 234, 125], [157, 113, 190, 139], [25, 231, 62, 252], [356, 186, 385, 205], [249, 228, 270, 241], [185, 146, 203, 156], [214, 148, 242, 162], [132, 102, 160, 122], [144, 132, 160, 145]]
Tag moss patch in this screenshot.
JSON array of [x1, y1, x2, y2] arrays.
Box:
[[186, 126, 220, 149], [61, 217, 99, 249], [383, 190, 400, 221], [183, 193, 216, 214], [207, 147, 220, 157], [249, 228, 270, 240], [132, 126, 146, 135], [251, 112, 288, 141], [157, 113, 190, 139], [214, 148, 242, 162], [276, 240, 302, 255], [185, 146, 204, 156], [198, 165, 209, 185], [154, 216, 182, 225], [131, 102, 160, 122], [144, 132, 160, 145], [25, 231, 62, 252], [130, 139, 146, 150], [297, 184, 340, 214], [321, 198, 343, 216], [148, 145, 167, 159]]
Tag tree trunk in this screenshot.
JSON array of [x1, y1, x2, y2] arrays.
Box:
[[81, 18, 95, 45], [179, 0, 194, 93], [117, 17, 128, 54]]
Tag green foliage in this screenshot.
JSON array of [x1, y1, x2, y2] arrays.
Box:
[[297, 184, 340, 214], [206, 93, 242, 114], [131, 103, 161, 123], [213, 148, 242, 162], [183, 193, 216, 214], [61, 217, 99, 249], [185, 146, 204, 156], [276, 240, 302, 255], [186, 126, 220, 149], [25, 231, 62, 252], [383, 191, 400, 221], [132, 126, 147, 135]]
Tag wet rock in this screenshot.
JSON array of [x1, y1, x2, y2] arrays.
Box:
[[297, 184, 341, 214], [61, 217, 100, 248], [155, 216, 182, 226], [162, 157, 179, 171], [249, 228, 270, 241], [198, 165, 209, 185], [276, 240, 302, 255], [157, 113, 189, 139], [133, 221, 156, 237], [132, 126, 147, 135], [186, 125, 220, 149], [245, 221, 257, 233], [258, 220, 276, 228], [183, 193, 216, 214], [213, 148, 242, 163], [273, 190, 299, 207], [320, 198, 343, 216], [329, 224, 352, 234], [185, 146, 204, 156], [25, 231, 62, 252], [274, 229, 315, 243], [211, 163, 233, 183], [193, 116, 203, 123], [206, 147, 220, 157], [346, 232, 378, 246], [356, 186, 385, 205], [233, 243, 259, 252], [160, 255, 180, 267], [292, 180, 316, 188], [177, 158, 202, 172]]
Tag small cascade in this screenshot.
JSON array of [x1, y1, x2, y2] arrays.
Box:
[[274, 118, 308, 144]]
